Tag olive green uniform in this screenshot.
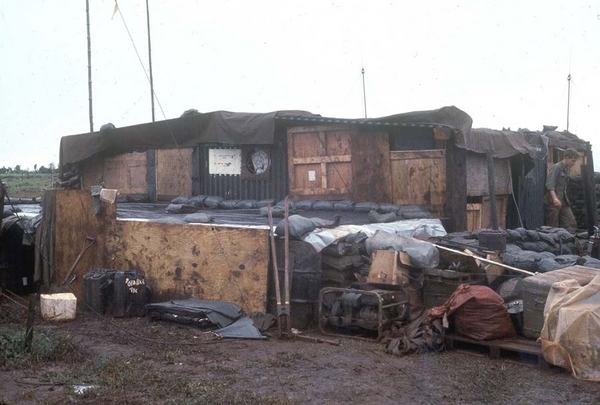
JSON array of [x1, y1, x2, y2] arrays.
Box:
[[544, 161, 577, 230]]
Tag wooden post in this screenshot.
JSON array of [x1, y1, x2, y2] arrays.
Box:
[[23, 295, 36, 352], [445, 141, 467, 232], [487, 152, 499, 230]]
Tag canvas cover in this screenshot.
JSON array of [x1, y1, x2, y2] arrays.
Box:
[[540, 275, 600, 381]]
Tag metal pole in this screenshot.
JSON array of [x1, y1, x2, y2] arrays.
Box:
[[146, 0, 155, 122], [361, 68, 367, 118], [86, 0, 94, 132], [567, 74, 571, 132]]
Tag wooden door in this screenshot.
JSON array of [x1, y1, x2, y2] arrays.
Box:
[[390, 149, 446, 216], [287, 126, 353, 200]]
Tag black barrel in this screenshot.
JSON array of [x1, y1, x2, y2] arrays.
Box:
[[267, 240, 321, 329], [110, 270, 149, 318], [83, 269, 115, 314]]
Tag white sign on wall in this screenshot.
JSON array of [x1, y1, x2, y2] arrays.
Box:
[[208, 148, 242, 175]]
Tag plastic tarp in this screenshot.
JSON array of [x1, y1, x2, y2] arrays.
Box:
[[145, 298, 264, 339], [540, 275, 600, 381], [302, 218, 446, 252]]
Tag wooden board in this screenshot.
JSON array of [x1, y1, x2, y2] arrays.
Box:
[[155, 148, 193, 200], [105, 221, 269, 313], [351, 132, 392, 203], [481, 195, 508, 229], [467, 203, 482, 232], [466, 152, 511, 196], [390, 149, 446, 216], [368, 250, 409, 286], [103, 152, 148, 195], [53, 190, 115, 297], [287, 126, 353, 200]]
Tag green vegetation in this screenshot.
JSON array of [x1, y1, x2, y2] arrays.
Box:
[[0, 328, 82, 369], [0, 172, 54, 197]]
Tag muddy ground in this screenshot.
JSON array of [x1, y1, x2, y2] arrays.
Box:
[[1, 299, 600, 405]]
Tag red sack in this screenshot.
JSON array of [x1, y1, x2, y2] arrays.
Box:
[[428, 284, 516, 340]]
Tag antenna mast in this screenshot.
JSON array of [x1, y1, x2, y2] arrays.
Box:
[[361, 67, 367, 118], [566, 73, 571, 132], [86, 0, 94, 132], [146, 0, 155, 122]]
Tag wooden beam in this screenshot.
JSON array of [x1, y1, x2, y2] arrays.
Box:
[[390, 149, 445, 160], [292, 155, 352, 165]]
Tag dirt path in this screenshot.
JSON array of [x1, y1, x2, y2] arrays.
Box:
[[2, 308, 600, 404]]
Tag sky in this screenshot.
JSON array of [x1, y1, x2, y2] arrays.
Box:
[[1, 0, 599, 171]]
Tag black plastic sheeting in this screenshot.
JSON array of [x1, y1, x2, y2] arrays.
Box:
[[145, 298, 264, 339], [116, 203, 373, 227]]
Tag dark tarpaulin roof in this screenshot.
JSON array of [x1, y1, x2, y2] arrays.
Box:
[[59, 106, 475, 166], [60, 110, 317, 166], [464, 128, 588, 159]]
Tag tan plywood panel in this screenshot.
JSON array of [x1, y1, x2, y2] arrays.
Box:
[[105, 221, 269, 313], [391, 149, 446, 216], [155, 148, 193, 198], [53, 190, 115, 296], [351, 132, 392, 203], [80, 156, 105, 190], [103, 152, 148, 195]]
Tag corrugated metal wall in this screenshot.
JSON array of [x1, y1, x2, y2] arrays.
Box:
[[197, 136, 288, 201]]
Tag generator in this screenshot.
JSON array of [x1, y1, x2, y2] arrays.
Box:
[[318, 282, 410, 340]]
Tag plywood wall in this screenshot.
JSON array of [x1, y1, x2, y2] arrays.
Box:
[[155, 148, 194, 200], [351, 132, 392, 203], [103, 152, 148, 195], [53, 190, 115, 297], [105, 221, 269, 313], [81, 153, 147, 196], [390, 149, 446, 216], [287, 126, 353, 200]]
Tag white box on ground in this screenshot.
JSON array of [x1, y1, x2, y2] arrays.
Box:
[[40, 293, 77, 321]]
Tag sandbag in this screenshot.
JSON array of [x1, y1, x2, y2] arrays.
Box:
[[219, 200, 240, 209], [256, 199, 277, 208], [165, 204, 198, 214], [429, 284, 516, 341], [378, 203, 401, 214], [203, 195, 224, 208], [183, 213, 214, 223], [275, 214, 340, 240], [235, 200, 257, 209], [295, 200, 315, 211], [189, 195, 207, 207], [259, 206, 285, 218], [333, 201, 354, 211], [312, 201, 334, 211], [354, 202, 380, 213], [398, 205, 434, 219], [171, 195, 192, 204], [368, 210, 399, 224]]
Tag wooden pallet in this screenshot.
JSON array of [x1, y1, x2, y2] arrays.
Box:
[[445, 333, 549, 368]]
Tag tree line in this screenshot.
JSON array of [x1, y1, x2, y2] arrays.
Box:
[[0, 163, 56, 174]]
